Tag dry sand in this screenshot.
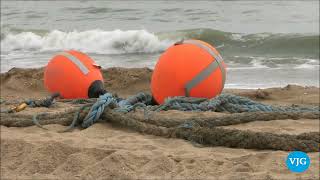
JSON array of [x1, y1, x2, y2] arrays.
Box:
[[1, 67, 319, 180]]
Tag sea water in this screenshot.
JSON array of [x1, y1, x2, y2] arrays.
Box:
[[1, 0, 319, 88]]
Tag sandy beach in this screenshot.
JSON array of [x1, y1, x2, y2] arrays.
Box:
[[0, 67, 319, 180], [1, 0, 319, 179]]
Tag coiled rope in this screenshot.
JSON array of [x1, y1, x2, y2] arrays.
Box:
[[2, 92, 319, 151], [58, 92, 318, 131]]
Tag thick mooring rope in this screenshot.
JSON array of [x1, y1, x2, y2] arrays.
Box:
[[77, 93, 319, 128], [152, 94, 319, 112], [102, 110, 319, 152], [1, 92, 319, 151]]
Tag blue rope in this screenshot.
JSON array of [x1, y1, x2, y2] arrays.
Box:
[[71, 92, 319, 130], [116, 92, 152, 113], [1, 93, 60, 114], [26, 92, 60, 108], [81, 93, 117, 128], [80, 92, 153, 128], [153, 94, 319, 113]]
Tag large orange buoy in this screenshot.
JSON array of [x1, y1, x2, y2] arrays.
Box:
[[151, 39, 227, 104], [44, 50, 105, 99]]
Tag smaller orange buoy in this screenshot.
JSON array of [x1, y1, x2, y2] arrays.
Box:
[[151, 39, 227, 104], [44, 50, 105, 99]]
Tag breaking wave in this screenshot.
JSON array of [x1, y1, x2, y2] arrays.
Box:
[[1, 29, 173, 54], [1, 28, 319, 59]]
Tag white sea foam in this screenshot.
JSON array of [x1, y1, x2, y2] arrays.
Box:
[[1, 29, 173, 54], [294, 63, 319, 69], [293, 58, 319, 69], [230, 33, 245, 41]]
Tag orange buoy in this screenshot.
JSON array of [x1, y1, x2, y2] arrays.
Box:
[[44, 50, 105, 99], [151, 39, 227, 104]]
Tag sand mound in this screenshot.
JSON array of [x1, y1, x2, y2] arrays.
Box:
[[0, 67, 153, 100]]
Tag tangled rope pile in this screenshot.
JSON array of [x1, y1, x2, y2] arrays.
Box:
[[58, 92, 153, 130], [152, 94, 319, 112], [1, 92, 319, 152], [75, 93, 319, 128]]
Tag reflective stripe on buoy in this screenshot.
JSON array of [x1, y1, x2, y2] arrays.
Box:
[[57, 52, 89, 75], [176, 40, 226, 96], [184, 58, 220, 97]]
